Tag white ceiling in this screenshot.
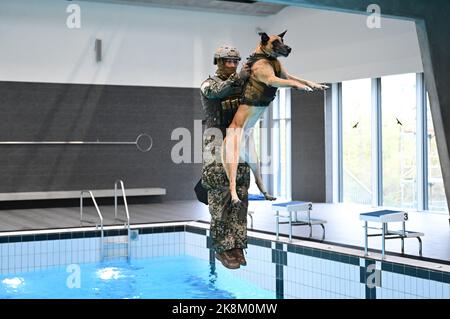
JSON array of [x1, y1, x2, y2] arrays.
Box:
[[78, 0, 287, 16]]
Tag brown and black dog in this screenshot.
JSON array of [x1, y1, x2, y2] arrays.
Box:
[[222, 31, 328, 204]]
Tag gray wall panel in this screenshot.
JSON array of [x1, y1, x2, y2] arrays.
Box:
[[0, 82, 203, 200], [291, 90, 327, 202]]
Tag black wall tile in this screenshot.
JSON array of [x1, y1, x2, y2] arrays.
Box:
[[392, 264, 405, 275], [8, 235, 21, 243], [60, 233, 71, 239], [430, 271, 443, 283], [34, 234, 48, 241], [444, 273, 450, 284], [405, 266, 417, 277], [47, 233, 60, 240], [417, 268, 430, 280], [185, 226, 207, 235]]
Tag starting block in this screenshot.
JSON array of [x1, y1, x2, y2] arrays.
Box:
[[272, 201, 326, 242], [360, 210, 424, 259]]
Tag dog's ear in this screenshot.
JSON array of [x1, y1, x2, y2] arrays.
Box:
[[258, 32, 270, 45], [278, 30, 287, 39]]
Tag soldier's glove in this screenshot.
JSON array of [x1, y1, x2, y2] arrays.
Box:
[[228, 72, 243, 87], [238, 63, 251, 82]]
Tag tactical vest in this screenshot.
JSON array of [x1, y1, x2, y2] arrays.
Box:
[[241, 54, 282, 107], [209, 75, 242, 135]]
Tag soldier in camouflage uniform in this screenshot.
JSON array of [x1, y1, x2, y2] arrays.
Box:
[[200, 45, 250, 270]]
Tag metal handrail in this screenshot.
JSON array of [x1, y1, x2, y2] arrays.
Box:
[[114, 180, 130, 225], [114, 180, 131, 260], [80, 190, 104, 226], [80, 190, 104, 261], [0, 133, 153, 152]]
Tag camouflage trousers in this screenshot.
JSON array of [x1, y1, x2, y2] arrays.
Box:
[[201, 133, 251, 253]]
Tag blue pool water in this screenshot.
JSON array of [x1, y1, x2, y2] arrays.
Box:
[[0, 255, 275, 299]]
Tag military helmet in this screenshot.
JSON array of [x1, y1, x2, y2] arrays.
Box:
[[213, 45, 241, 65]]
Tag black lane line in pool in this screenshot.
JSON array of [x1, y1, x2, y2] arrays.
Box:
[[206, 235, 213, 249], [272, 245, 286, 299], [360, 259, 377, 299], [272, 249, 287, 266]]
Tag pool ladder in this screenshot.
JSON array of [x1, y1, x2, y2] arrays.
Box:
[[80, 190, 105, 261], [80, 180, 131, 262], [110, 179, 131, 261]]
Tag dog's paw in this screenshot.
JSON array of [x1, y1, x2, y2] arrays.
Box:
[[316, 84, 329, 90]]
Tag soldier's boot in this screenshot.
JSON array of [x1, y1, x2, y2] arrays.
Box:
[[230, 248, 247, 266], [215, 250, 240, 270]]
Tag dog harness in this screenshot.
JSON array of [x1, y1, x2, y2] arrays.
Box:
[[241, 53, 282, 107]]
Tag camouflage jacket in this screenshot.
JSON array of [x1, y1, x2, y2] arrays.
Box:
[[200, 72, 246, 134]]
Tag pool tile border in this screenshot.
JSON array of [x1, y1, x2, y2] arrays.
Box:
[[1, 221, 449, 288], [184, 223, 450, 286]]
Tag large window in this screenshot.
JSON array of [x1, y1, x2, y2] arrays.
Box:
[[381, 74, 417, 208], [248, 88, 291, 201], [337, 73, 448, 213], [341, 79, 372, 205], [272, 88, 291, 200], [427, 95, 447, 212]]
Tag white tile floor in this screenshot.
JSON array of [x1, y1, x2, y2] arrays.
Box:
[[1, 200, 448, 262]]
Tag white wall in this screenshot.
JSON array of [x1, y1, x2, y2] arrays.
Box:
[[264, 6, 423, 83], [0, 0, 264, 87], [0, 1, 423, 87]]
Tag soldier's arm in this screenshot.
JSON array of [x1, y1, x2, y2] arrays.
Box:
[[200, 74, 243, 99]]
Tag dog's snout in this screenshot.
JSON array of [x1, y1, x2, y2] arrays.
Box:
[[287, 46, 292, 53]]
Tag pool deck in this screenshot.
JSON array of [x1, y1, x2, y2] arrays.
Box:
[[0, 200, 448, 263]]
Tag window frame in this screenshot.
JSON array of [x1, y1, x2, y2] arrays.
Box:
[[335, 72, 446, 213]]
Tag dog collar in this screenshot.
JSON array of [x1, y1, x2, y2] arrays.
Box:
[[260, 48, 275, 58]]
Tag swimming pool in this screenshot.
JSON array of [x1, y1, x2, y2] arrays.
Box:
[[0, 221, 449, 299], [0, 255, 274, 299]]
